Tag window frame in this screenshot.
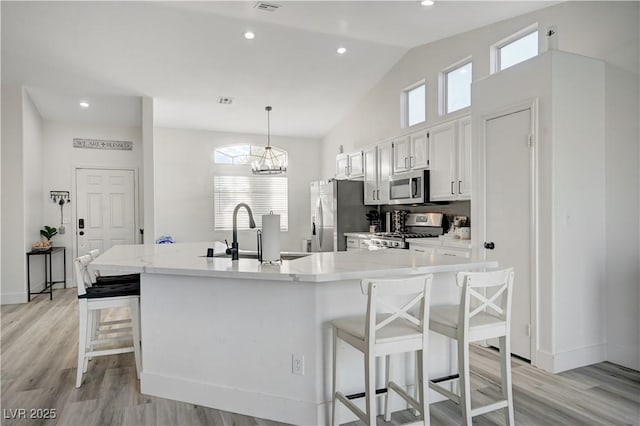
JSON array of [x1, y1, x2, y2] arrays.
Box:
[[401, 80, 426, 128], [439, 56, 473, 116], [213, 175, 289, 231], [491, 23, 539, 74]]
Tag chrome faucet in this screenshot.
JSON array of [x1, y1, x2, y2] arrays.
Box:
[[226, 203, 256, 260]]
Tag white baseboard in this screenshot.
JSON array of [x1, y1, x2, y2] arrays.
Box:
[[536, 344, 606, 373], [1, 292, 27, 305], [607, 342, 640, 371], [142, 372, 443, 425], [141, 371, 321, 425]]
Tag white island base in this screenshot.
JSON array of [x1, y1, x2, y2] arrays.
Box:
[[92, 243, 496, 425]]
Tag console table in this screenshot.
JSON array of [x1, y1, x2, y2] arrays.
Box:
[[26, 246, 66, 301]]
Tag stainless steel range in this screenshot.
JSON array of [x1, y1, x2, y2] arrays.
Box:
[[371, 212, 444, 249]]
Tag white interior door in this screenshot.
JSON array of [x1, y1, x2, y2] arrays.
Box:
[[484, 108, 533, 359], [76, 168, 136, 257]]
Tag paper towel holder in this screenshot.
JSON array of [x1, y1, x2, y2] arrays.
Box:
[[256, 230, 282, 264]]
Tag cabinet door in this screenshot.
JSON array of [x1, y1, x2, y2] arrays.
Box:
[[393, 136, 411, 174], [429, 121, 457, 201], [336, 154, 349, 179], [410, 131, 429, 169], [457, 117, 472, 199], [377, 141, 392, 204], [349, 151, 364, 178], [363, 147, 378, 205]]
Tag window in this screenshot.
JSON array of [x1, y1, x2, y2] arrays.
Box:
[[443, 60, 472, 114], [213, 176, 288, 231], [495, 29, 539, 72], [404, 82, 426, 127], [214, 144, 287, 167]]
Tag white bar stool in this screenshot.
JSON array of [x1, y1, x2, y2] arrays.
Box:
[[429, 268, 515, 425], [74, 254, 141, 388], [332, 274, 433, 425]]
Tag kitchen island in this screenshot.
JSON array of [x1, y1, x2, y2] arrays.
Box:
[[92, 242, 496, 425]]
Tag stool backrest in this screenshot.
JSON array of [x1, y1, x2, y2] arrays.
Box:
[[456, 268, 514, 332], [361, 274, 433, 345], [89, 249, 100, 260], [74, 255, 94, 297]]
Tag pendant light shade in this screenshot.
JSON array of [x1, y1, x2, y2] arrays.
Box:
[[252, 106, 287, 175]]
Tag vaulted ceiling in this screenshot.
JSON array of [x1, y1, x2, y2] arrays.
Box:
[[2, 1, 556, 137]]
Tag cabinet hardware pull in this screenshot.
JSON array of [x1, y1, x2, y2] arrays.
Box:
[[373, 190, 376, 200], [484, 242, 495, 250], [345, 166, 348, 176], [404, 157, 408, 169], [376, 189, 380, 200], [450, 181, 454, 195], [410, 156, 414, 167], [458, 180, 462, 194]]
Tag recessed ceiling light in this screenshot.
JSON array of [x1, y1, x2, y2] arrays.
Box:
[[337, 47, 347, 55], [79, 101, 90, 108], [244, 31, 255, 40], [421, 0, 435, 6]]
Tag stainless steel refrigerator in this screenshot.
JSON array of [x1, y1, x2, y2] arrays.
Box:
[[310, 180, 369, 252]]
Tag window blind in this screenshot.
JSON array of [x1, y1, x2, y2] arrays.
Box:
[[214, 176, 288, 231]]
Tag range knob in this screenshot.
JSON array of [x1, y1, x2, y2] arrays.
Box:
[[393, 241, 400, 247], [382, 241, 388, 246]]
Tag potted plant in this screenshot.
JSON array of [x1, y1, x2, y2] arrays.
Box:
[[34, 226, 58, 250]]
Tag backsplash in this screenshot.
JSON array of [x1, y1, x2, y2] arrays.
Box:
[[378, 200, 470, 232]]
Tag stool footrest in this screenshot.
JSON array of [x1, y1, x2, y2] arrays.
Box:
[[471, 400, 508, 417], [431, 373, 459, 384], [85, 347, 134, 357], [99, 319, 131, 326], [345, 387, 388, 401], [388, 381, 422, 412]]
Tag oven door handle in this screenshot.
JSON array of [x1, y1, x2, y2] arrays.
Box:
[[411, 177, 418, 198]]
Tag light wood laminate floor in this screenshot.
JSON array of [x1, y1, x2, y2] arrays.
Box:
[[2, 289, 639, 426]]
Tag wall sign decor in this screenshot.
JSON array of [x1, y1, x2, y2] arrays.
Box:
[[73, 138, 133, 151]]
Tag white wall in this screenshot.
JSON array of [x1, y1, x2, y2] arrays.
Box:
[[41, 121, 143, 286], [154, 127, 322, 252], [320, 1, 639, 370], [1, 85, 26, 304], [142, 97, 155, 244], [321, 2, 638, 177], [22, 90, 45, 290]]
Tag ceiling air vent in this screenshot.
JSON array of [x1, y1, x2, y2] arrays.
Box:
[[217, 97, 234, 105], [254, 2, 281, 12]]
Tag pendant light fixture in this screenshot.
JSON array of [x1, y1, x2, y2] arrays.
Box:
[[252, 106, 287, 175]]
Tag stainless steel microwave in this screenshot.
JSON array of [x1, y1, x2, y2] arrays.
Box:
[[388, 170, 430, 205]]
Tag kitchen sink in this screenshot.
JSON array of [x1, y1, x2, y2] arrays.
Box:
[[209, 253, 310, 261]]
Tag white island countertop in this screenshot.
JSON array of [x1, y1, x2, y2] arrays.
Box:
[[91, 242, 496, 283]]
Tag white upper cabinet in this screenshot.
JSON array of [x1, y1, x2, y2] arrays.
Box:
[[410, 131, 429, 169], [429, 117, 471, 201], [457, 116, 472, 198], [349, 151, 364, 178], [393, 131, 429, 175], [377, 141, 392, 204], [363, 141, 392, 205], [336, 153, 349, 179], [363, 147, 378, 204], [335, 151, 364, 180], [393, 135, 411, 174]]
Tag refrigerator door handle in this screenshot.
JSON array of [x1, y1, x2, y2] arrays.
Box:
[[317, 199, 324, 249], [312, 216, 316, 236]]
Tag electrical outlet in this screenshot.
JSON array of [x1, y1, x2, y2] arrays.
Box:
[[292, 354, 304, 375]]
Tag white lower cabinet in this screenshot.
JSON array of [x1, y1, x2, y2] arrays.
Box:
[[409, 240, 471, 258]]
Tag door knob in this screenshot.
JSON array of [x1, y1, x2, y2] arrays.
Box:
[[79, 231, 85, 236], [484, 242, 495, 250]]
